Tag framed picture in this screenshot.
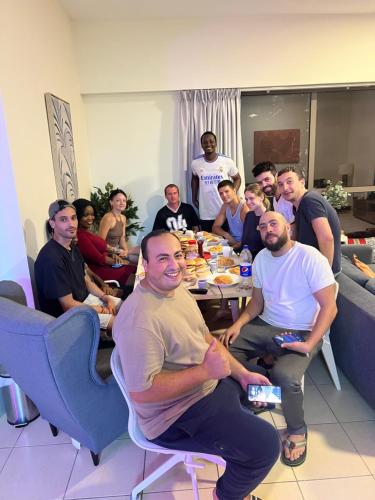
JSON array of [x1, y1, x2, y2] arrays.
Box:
[[254, 129, 300, 164], [45, 93, 79, 201]]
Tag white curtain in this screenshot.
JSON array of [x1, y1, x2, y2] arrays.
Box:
[[179, 88, 245, 204]]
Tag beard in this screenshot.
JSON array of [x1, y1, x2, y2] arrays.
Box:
[[263, 228, 288, 252], [263, 184, 276, 196]]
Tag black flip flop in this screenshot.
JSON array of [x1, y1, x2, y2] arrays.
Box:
[[281, 432, 307, 467]]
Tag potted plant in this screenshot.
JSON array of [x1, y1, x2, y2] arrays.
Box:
[[90, 182, 144, 239], [321, 180, 351, 211]]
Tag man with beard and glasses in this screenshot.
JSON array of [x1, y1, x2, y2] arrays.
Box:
[[221, 212, 337, 468]]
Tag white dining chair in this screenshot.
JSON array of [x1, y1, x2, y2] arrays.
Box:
[[110, 347, 226, 500]]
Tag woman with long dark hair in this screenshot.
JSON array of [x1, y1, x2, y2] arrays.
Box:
[[73, 198, 135, 286]]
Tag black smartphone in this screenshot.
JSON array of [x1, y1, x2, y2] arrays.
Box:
[[112, 263, 123, 268], [273, 333, 305, 347], [247, 384, 282, 404]]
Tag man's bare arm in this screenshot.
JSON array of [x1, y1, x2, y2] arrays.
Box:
[[131, 337, 230, 404], [311, 217, 334, 267], [231, 173, 241, 192], [283, 284, 337, 354], [191, 174, 200, 208], [220, 287, 264, 347], [205, 332, 270, 390], [212, 206, 237, 245]]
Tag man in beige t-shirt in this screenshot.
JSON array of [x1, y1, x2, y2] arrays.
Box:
[[113, 230, 279, 500]]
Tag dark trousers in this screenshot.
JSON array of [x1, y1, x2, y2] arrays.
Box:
[[151, 377, 280, 500], [230, 317, 322, 435]]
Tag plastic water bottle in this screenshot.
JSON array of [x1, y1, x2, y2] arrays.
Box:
[[239, 245, 253, 289]]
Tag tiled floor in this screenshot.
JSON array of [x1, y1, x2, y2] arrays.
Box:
[[0, 355, 375, 500]]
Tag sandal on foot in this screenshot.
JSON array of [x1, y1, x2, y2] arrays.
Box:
[[281, 432, 307, 467]]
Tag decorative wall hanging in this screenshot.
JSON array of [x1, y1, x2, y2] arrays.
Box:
[[254, 129, 300, 164], [45, 93, 78, 201]]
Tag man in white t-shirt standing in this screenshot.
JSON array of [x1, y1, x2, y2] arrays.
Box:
[[191, 131, 241, 232], [222, 211, 337, 467]]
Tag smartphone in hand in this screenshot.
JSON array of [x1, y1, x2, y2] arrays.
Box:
[[247, 384, 282, 404], [273, 332, 305, 347]]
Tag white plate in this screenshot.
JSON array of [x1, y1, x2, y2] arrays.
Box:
[[207, 273, 240, 287]]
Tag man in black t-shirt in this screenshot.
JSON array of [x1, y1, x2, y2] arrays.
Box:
[[277, 168, 341, 274], [35, 200, 121, 331], [153, 184, 200, 232]]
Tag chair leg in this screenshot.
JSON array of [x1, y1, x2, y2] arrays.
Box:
[[229, 299, 239, 321], [185, 455, 200, 500], [49, 423, 59, 437], [90, 451, 100, 466], [131, 454, 182, 500], [322, 335, 341, 391], [71, 438, 81, 450]]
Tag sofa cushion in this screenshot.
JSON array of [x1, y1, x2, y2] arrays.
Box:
[[341, 255, 369, 286], [365, 278, 375, 295]]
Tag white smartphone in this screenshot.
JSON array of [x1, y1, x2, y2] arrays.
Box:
[[247, 384, 282, 404]]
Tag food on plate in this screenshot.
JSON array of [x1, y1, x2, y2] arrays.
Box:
[[217, 256, 235, 267], [229, 266, 240, 275], [183, 268, 196, 283], [208, 245, 223, 254], [214, 275, 234, 285], [184, 257, 209, 279]]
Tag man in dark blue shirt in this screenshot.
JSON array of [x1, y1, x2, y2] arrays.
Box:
[[277, 167, 341, 274]]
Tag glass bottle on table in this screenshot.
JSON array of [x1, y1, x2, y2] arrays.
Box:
[[197, 238, 204, 258]]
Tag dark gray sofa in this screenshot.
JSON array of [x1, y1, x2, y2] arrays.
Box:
[[330, 244, 375, 409]]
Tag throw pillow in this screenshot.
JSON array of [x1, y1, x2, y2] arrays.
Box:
[[341, 255, 369, 286], [365, 278, 375, 295], [351, 254, 375, 278]]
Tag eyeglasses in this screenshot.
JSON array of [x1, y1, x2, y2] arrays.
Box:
[[257, 220, 280, 232]]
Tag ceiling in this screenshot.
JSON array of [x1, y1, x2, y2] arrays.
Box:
[[59, 0, 375, 21]]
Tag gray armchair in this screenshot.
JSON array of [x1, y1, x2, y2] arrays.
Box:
[[0, 280, 129, 465]]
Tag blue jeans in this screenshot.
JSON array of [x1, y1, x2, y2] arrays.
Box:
[[151, 377, 280, 500]]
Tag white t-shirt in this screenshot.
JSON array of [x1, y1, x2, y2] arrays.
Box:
[[191, 155, 239, 220], [273, 195, 295, 224], [253, 242, 335, 331]]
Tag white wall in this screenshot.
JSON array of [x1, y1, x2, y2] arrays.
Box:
[[0, 98, 34, 306], [83, 92, 180, 240], [0, 0, 90, 266], [73, 15, 375, 94]]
